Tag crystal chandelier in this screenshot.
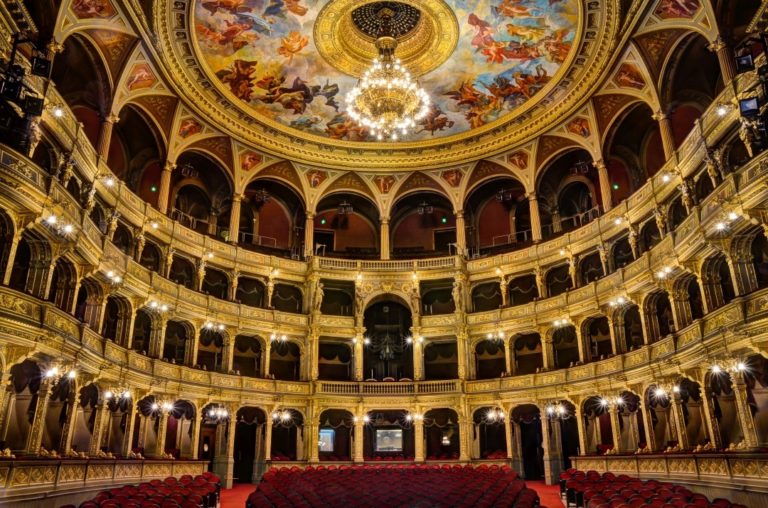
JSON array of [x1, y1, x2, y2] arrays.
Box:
[[345, 13, 430, 141]]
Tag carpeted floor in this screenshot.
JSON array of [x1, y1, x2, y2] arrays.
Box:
[[222, 483, 256, 507], [527, 480, 565, 508], [223, 479, 564, 508]]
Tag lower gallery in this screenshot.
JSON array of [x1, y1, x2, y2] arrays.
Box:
[[0, 0, 767, 506]]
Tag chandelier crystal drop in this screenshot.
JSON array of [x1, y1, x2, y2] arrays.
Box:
[[345, 16, 430, 141]]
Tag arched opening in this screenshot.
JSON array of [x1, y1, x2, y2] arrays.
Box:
[[234, 335, 263, 378], [41, 371, 77, 453], [617, 304, 644, 352], [644, 291, 674, 342], [508, 275, 538, 306], [537, 149, 598, 239], [511, 404, 544, 480], [107, 105, 165, 202], [74, 277, 104, 329], [603, 102, 664, 182], [579, 251, 604, 284], [615, 391, 644, 453], [197, 329, 224, 372], [472, 407, 506, 460], [169, 254, 196, 289], [271, 283, 303, 313], [198, 403, 227, 468], [8, 235, 31, 294], [241, 178, 305, 257], [668, 196, 687, 231], [423, 339, 457, 380], [553, 325, 579, 369], [319, 281, 354, 316], [269, 338, 301, 381], [202, 265, 229, 299], [471, 281, 501, 312], [71, 383, 100, 455], [701, 254, 737, 310], [582, 396, 614, 454], [646, 385, 677, 450], [112, 222, 134, 256], [707, 371, 745, 448], [363, 299, 413, 380], [424, 408, 460, 461], [474, 339, 505, 380], [314, 193, 379, 259], [50, 34, 110, 148], [0, 209, 16, 283], [546, 401, 579, 470], [584, 316, 613, 361], [131, 309, 154, 355], [163, 321, 192, 365], [132, 396, 166, 457], [101, 295, 132, 345], [318, 409, 353, 462], [363, 410, 415, 461], [170, 151, 233, 240], [677, 378, 709, 447], [236, 276, 265, 307], [512, 333, 543, 375], [743, 355, 768, 446], [752, 234, 768, 290], [234, 407, 267, 483], [639, 219, 662, 253], [105, 391, 133, 455], [166, 400, 196, 459], [138, 239, 162, 272], [270, 408, 304, 461], [611, 236, 634, 269], [465, 176, 530, 256], [318, 339, 352, 381], [4, 360, 42, 451], [420, 279, 453, 315], [48, 256, 78, 313], [391, 192, 455, 259], [546, 264, 572, 297], [662, 34, 724, 146]]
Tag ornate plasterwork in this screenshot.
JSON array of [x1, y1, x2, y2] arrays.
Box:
[[150, 0, 619, 169]]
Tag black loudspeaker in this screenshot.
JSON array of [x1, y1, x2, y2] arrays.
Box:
[[736, 53, 755, 74], [23, 96, 44, 117], [739, 97, 760, 118], [0, 79, 21, 101], [30, 56, 51, 77]]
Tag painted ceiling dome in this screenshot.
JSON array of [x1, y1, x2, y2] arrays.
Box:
[[191, 0, 579, 142], [155, 0, 613, 168]]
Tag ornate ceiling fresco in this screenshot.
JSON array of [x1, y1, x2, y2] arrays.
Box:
[[154, 0, 617, 168], [192, 0, 579, 142]]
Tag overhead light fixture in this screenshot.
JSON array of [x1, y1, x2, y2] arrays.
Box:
[[416, 201, 434, 215], [338, 201, 354, 215], [345, 10, 430, 141]]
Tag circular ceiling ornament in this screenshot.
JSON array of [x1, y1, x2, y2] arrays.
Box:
[[314, 0, 458, 79]]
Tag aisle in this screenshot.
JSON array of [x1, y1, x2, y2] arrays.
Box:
[[221, 483, 255, 507], [527, 480, 565, 508]]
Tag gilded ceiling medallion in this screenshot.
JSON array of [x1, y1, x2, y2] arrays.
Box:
[[191, 0, 580, 142], [314, 0, 458, 78]]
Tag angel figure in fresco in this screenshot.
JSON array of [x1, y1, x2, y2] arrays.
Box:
[[253, 76, 319, 114], [417, 105, 455, 135], [216, 59, 259, 101], [325, 114, 368, 141], [541, 29, 572, 63], [201, 0, 248, 15], [615, 64, 645, 89], [72, 0, 114, 18], [284, 0, 308, 16], [277, 31, 309, 62], [468, 14, 495, 51], [494, 0, 538, 18], [505, 22, 548, 43]]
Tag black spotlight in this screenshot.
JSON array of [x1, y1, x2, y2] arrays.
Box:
[[30, 55, 51, 77], [23, 96, 44, 117]]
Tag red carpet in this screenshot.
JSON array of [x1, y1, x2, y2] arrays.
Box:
[[528, 480, 565, 508], [222, 483, 255, 507]]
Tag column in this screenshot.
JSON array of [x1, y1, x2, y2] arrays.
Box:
[[188, 411, 201, 459], [148, 317, 168, 359], [221, 335, 235, 373], [207, 209, 218, 236], [0, 383, 13, 445], [540, 414, 562, 485], [640, 403, 658, 452], [380, 217, 390, 260], [669, 289, 691, 331], [732, 373, 759, 449], [228, 194, 243, 244], [726, 252, 757, 297], [455, 211, 466, 257], [309, 334, 319, 381], [309, 419, 320, 463], [699, 376, 722, 449], [157, 162, 175, 214], [574, 408, 588, 456], [574, 321, 588, 364], [456, 332, 467, 380], [540, 329, 554, 370], [608, 405, 623, 452], [414, 417, 425, 462], [504, 339, 513, 376], [458, 418, 470, 461], [89, 401, 111, 456], [121, 399, 139, 456], [594, 159, 613, 212], [264, 417, 273, 461], [25, 379, 53, 454], [638, 307, 654, 346], [354, 334, 364, 381], [304, 213, 314, 258], [213, 416, 236, 488], [1, 232, 22, 286], [669, 395, 689, 449], [96, 114, 118, 161], [263, 340, 272, 378], [504, 415, 513, 460], [412, 336, 424, 381], [709, 36, 737, 84], [606, 316, 619, 355], [528, 194, 543, 242], [59, 391, 81, 454], [353, 413, 364, 463], [511, 421, 524, 476], [653, 111, 676, 161]]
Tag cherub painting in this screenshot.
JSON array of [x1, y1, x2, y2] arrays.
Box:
[[566, 118, 591, 138], [614, 63, 645, 89], [72, 0, 115, 19], [655, 0, 700, 19], [241, 151, 262, 171], [126, 64, 155, 91], [178, 118, 203, 138]]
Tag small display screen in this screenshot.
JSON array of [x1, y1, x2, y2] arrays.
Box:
[[375, 429, 403, 452], [319, 429, 335, 452]]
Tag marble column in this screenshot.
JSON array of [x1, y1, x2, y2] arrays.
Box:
[[594, 159, 613, 212], [25, 380, 53, 454], [228, 194, 243, 244], [380, 217, 390, 260], [89, 401, 112, 456], [157, 162, 175, 214], [528, 194, 543, 242], [455, 211, 466, 256], [732, 373, 759, 449], [414, 417, 425, 462], [96, 114, 119, 162], [304, 213, 314, 258], [709, 36, 737, 84], [653, 111, 676, 161]]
